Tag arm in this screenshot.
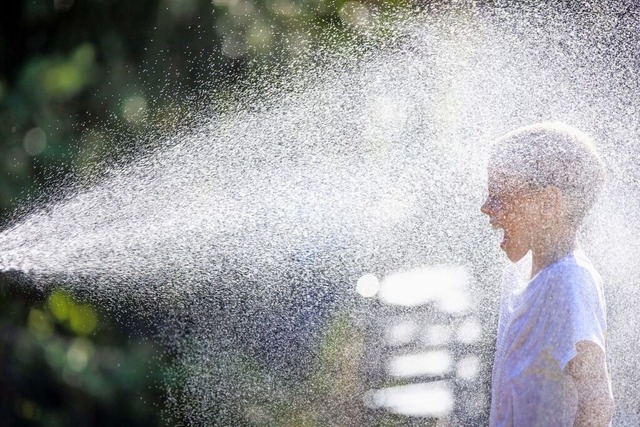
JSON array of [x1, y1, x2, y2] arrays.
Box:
[[566, 341, 614, 427]]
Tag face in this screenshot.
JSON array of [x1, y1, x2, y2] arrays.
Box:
[[481, 172, 543, 262]]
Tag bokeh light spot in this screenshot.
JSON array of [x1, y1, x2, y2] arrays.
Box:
[[356, 273, 380, 297], [27, 308, 53, 340], [122, 95, 148, 124], [48, 291, 71, 322], [339, 1, 371, 30], [23, 128, 47, 156]]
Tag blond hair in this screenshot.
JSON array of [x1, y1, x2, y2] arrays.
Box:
[[489, 121, 606, 225]]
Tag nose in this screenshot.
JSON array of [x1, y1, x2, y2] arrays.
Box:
[[481, 197, 492, 216]]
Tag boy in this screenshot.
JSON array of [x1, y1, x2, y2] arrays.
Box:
[[481, 122, 614, 426]]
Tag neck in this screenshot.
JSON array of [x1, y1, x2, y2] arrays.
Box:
[[530, 228, 577, 278]]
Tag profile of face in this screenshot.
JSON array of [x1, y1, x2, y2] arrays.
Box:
[[481, 172, 547, 263]]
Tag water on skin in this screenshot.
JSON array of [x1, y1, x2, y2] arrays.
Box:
[[2, 3, 640, 425]]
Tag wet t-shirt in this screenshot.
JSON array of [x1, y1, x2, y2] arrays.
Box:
[[489, 250, 611, 427]]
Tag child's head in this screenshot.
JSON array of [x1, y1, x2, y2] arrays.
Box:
[[481, 121, 606, 262]]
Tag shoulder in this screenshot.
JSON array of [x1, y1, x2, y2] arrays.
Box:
[[543, 252, 603, 307]]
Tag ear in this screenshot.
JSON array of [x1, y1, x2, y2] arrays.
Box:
[[543, 185, 564, 215]]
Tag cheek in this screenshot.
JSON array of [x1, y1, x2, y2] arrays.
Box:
[[500, 204, 522, 222], [521, 203, 545, 226], [501, 204, 536, 231]]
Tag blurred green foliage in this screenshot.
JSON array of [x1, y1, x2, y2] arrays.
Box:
[[0, 0, 414, 425], [0, 283, 167, 426]]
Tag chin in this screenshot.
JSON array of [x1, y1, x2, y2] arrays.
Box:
[[502, 242, 528, 263], [505, 253, 527, 263]]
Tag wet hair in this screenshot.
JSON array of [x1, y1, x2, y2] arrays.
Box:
[[489, 121, 606, 226]]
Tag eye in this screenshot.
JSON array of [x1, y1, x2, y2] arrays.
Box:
[[486, 190, 517, 212], [490, 196, 503, 210], [485, 194, 504, 210]]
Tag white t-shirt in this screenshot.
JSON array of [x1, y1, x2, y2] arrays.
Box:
[[489, 249, 611, 427]]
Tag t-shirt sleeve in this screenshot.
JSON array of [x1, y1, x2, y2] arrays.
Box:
[[541, 266, 607, 371]]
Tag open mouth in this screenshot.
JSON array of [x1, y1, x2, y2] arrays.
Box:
[[488, 218, 508, 250], [500, 229, 508, 249], [490, 222, 507, 249]]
